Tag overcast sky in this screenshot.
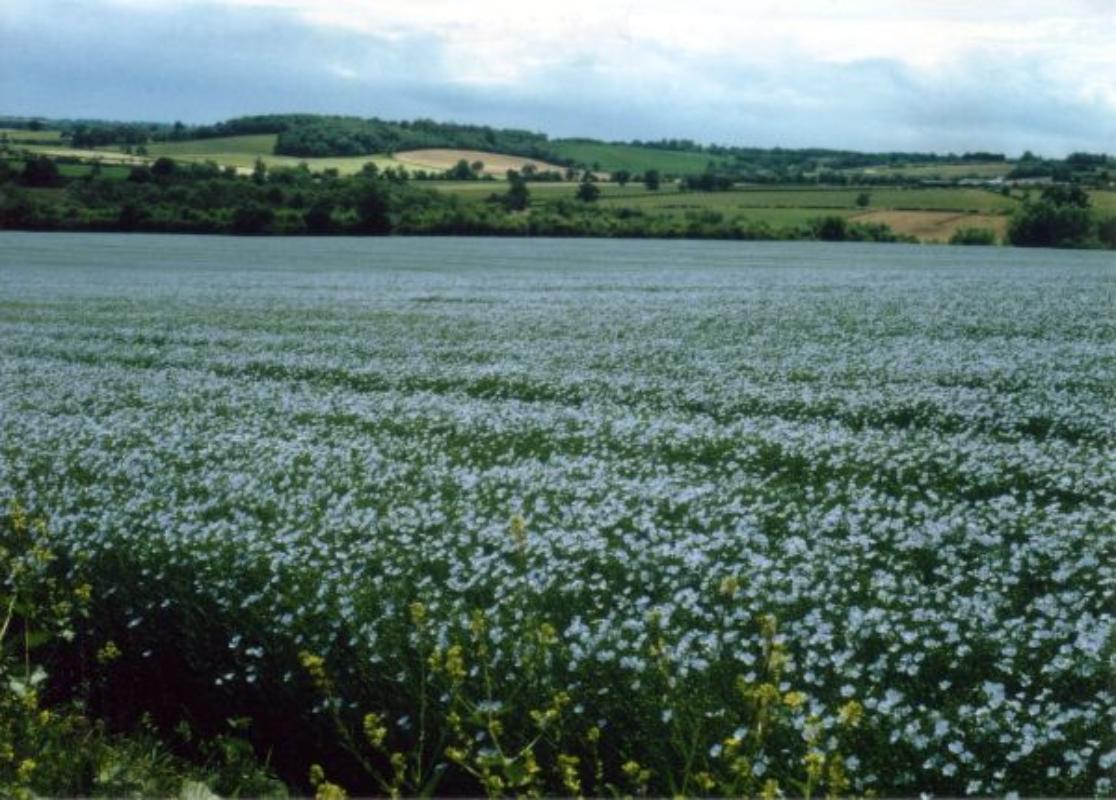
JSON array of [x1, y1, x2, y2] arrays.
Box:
[[3, 0, 1114, 155]]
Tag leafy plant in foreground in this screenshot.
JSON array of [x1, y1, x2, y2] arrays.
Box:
[[298, 517, 865, 797]]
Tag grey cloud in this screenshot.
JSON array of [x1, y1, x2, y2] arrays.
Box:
[[2, 1, 1113, 156]]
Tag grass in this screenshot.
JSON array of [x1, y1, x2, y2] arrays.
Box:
[[594, 186, 1017, 214], [0, 128, 65, 143], [1088, 190, 1116, 213], [549, 140, 716, 175], [425, 182, 1020, 240]]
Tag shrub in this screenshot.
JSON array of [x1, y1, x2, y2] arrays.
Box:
[[1008, 197, 1094, 248], [813, 215, 849, 241], [1097, 216, 1116, 249], [950, 227, 997, 246], [20, 157, 62, 188]]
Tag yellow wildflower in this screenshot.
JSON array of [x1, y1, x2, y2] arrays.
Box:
[[363, 712, 387, 748], [484, 774, 504, 794], [755, 682, 781, 706], [390, 752, 406, 781], [838, 699, 864, 728], [315, 781, 348, 800], [469, 609, 487, 637], [558, 754, 581, 795], [537, 621, 558, 646], [299, 651, 331, 693], [443, 644, 466, 682], [95, 640, 121, 664], [509, 513, 527, 550], [444, 746, 467, 764], [16, 759, 36, 782], [783, 690, 807, 710], [803, 751, 825, 781], [621, 759, 651, 787]]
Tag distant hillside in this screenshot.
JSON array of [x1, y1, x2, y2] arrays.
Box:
[[269, 116, 558, 161], [3, 113, 1112, 187]]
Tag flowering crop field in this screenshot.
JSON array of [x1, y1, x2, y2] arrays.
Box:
[[0, 233, 1113, 796]]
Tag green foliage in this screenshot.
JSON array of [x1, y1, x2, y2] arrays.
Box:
[[1008, 191, 1096, 248], [1039, 184, 1091, 208], [71, 123, 153, 149], [856, 191, 871, 208], [231, 204, 275, 235], [949, 227, 997, 246], [20, 156, 62, 188], [643, 169, 661, 191], [502, 171, 530, 212], [304, 200, 336, 234], [1097, 216, 1116, 249], [576, 176, 601, 203], [445, 159, 479, 181], [268, 115, 556, 160], [0, 152, 1100, 247], [353, 181, 392, 234], [681, 172, 735, 191], [0, 503, 287, 799], [151, 157, 177, 179], [813, 215, 849, 241]]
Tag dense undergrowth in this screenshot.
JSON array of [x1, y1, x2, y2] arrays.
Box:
[[0, 503, 287, 798]]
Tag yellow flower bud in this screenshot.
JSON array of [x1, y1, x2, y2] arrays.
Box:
[[838, 699, 864, 728]]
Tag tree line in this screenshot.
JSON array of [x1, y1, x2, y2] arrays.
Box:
[[2, 154, 1112, 248], [0, 154, 900, 242]]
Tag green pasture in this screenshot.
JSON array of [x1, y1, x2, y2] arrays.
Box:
[[549, 140, 716, 175], [428, 182, 1020, 226], [2, 157, 131, 181], [596, 187, 1017, 214], [0, 127, 65, 144], [1088, 191, 1116, 213]]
